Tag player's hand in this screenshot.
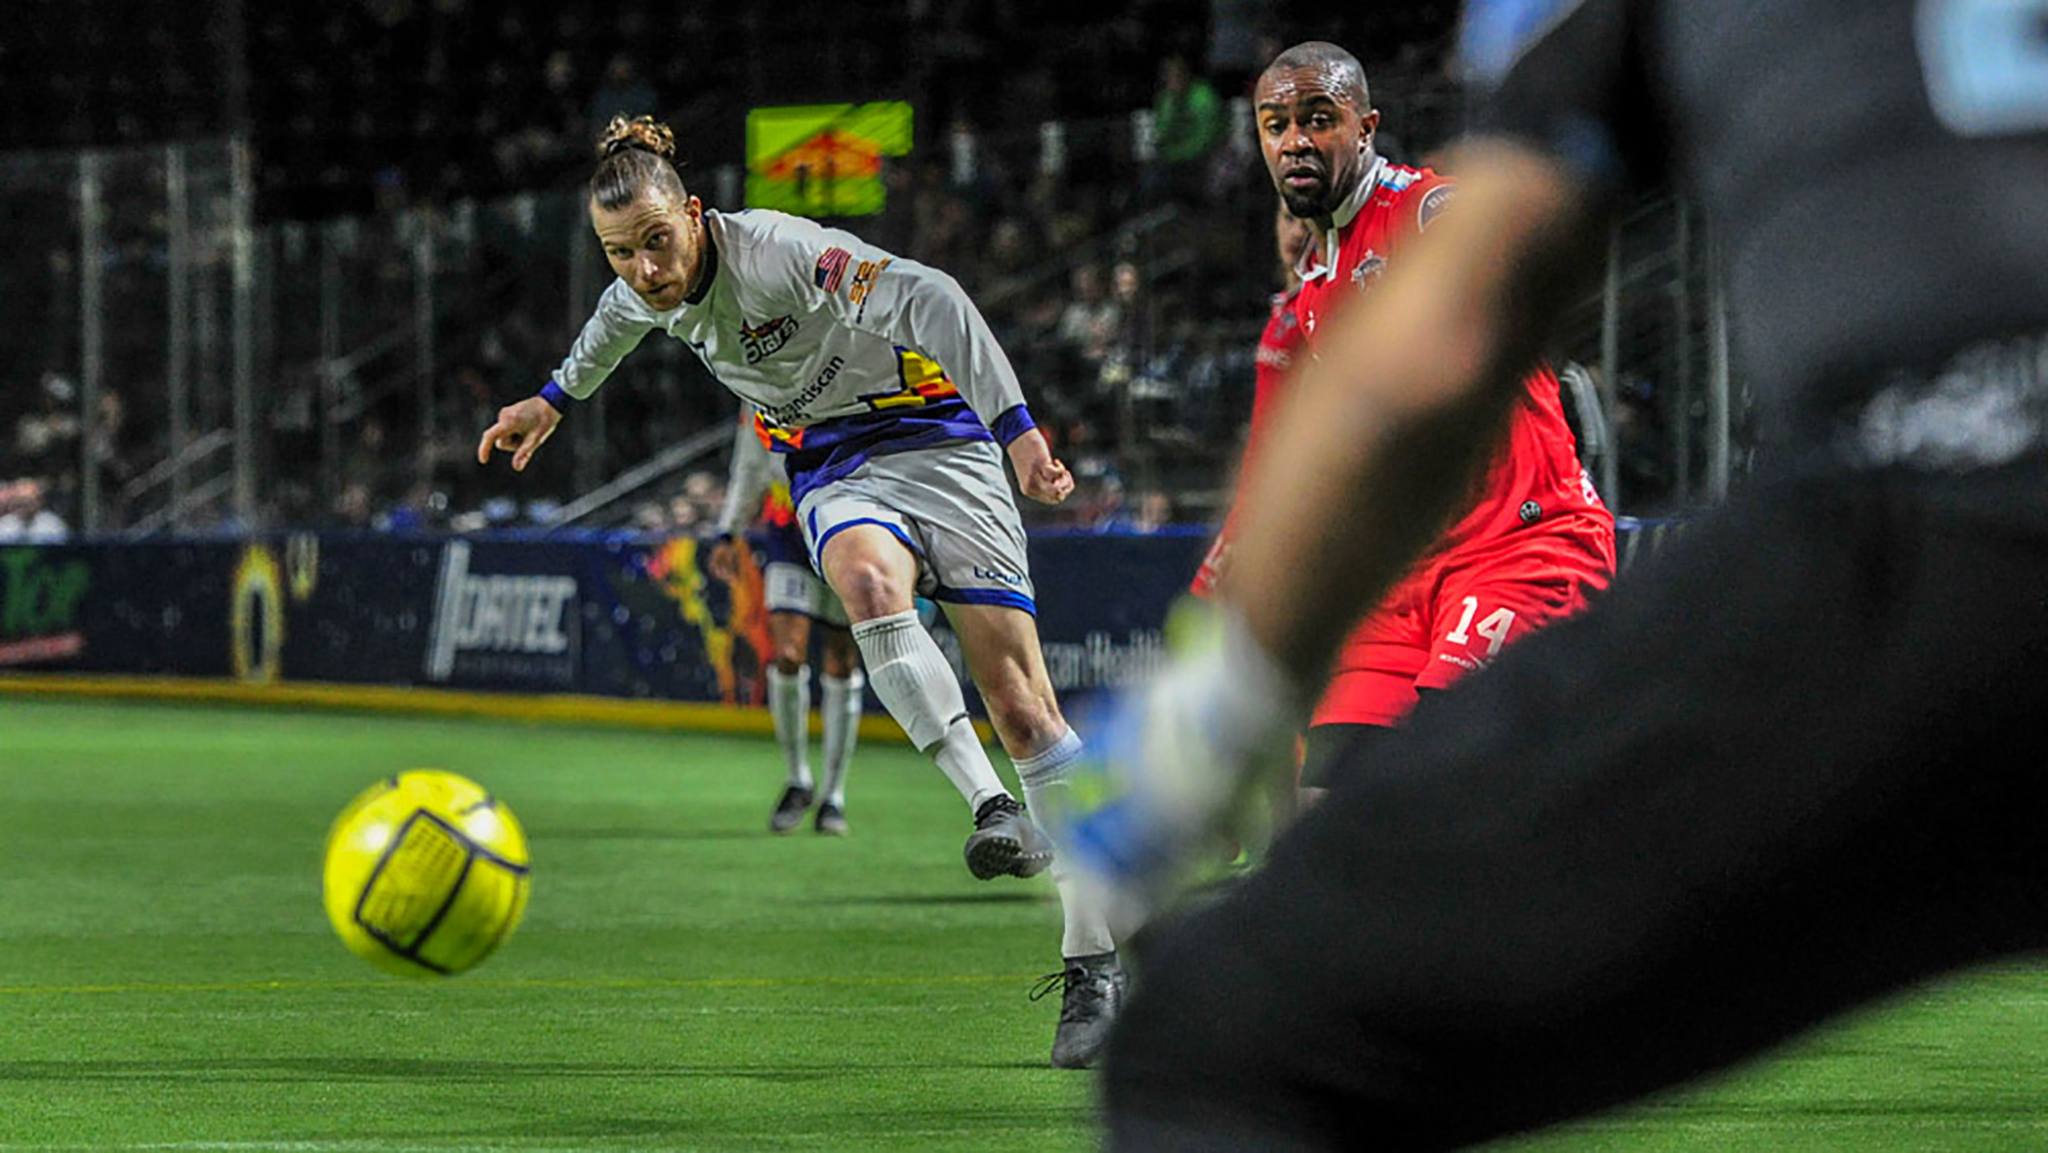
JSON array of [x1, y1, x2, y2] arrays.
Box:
[[706, 535, 739, 583], [1048, 600, 1305, 933], [1007, 430, 1074, 505], [477, 396, 562, 472]]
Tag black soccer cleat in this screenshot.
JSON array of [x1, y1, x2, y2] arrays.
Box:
[[1031, 951, 1127, 1069], [769, 784, 815, 834], [963, 794, 1055, 880], [813, 799, 848, 836]]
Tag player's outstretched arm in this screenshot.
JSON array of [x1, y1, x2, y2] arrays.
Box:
[[480, 279, 658, 473], [477, 395, 563, 472]]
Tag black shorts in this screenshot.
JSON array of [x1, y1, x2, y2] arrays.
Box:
[[1104, 460, 2048, 1151]]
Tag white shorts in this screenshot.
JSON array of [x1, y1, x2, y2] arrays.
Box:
[[796, 441, 1036, 613], [765, 560, 850, 628]]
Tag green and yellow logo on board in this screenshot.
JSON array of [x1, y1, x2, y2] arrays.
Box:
[[746, 102, 913, 218]]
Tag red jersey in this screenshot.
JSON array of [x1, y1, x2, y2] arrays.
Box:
[[1192, 288, 1307, 596], [1248, 288, 1306, 452], [1292, 158, 1608, 562], [1285, 157, 1613, 726]]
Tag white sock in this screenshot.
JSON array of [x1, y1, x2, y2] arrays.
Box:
[[852, 610, 1007, 813], [820, 670, 863, 808], [1016, 728, 1116, 958], [766, 664, 812, 790]]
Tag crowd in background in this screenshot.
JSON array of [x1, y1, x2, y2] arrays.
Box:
[[1, 0, 1525, 539]]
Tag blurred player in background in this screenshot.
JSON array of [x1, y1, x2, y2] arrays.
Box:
[[1189, 203, 1311, 600], [709, 412, 863, 836], [1242, 41, 1614, 787], [1082, 0, 2048, 1147], [1191, 204, 1311, 833], [479, 116, 1123, 1068]]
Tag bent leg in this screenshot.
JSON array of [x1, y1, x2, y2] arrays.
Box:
[[821, 524, 1009, 815]]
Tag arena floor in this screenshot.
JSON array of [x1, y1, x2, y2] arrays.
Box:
[[1, 699, 2041, 1151]]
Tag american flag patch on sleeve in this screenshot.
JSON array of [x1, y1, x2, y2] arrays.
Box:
[[813, 247, 852, 292]]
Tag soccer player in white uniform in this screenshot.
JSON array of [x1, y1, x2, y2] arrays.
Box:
[[477, 116, 1122, 1067], [708, 412, 864, 836]]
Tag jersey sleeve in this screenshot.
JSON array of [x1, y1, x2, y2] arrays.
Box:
[[716, 410, 777, 535], [551, 279, 660, 402], [1456, 0, 1665, 195], [748, 213, 1036, 444]]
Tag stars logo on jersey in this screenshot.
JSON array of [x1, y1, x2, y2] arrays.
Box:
[[739, 315, 800, 364], [1351, 251, 1388, 290]]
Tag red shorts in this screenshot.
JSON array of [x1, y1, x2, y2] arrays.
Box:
[[1311, 517, 1615, 728]]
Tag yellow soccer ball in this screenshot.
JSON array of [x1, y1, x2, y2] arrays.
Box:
[[322, 770, 531, 977]]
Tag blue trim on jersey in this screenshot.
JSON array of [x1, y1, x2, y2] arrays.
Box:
[[538, 379, 572, 412], [991, 404, 1037, 447], [782, 397, 993, 508], [812, 516, 921, 568], [929, 585, 1036, 615]]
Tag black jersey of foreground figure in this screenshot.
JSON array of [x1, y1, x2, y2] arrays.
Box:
[[1466, 0, 2048, 451]]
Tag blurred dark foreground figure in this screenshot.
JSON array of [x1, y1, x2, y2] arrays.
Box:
[[1080, 0, 2048, 1148]]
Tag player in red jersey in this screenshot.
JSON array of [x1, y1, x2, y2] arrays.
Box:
[[1191, 204, 1312, 598], [1254, 41, 1615, 776]]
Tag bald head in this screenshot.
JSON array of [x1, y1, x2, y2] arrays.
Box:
[[1254, 41, 1380, 221], [1260, 41, 1370, 110]]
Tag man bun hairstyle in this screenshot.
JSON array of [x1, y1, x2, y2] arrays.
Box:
[[591, 114, 688, 211]]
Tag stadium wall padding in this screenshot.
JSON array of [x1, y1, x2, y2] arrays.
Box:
[[0, 522, 1680, 735]]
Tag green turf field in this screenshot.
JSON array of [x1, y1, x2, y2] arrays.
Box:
[[2, 697, 2044, 1151]]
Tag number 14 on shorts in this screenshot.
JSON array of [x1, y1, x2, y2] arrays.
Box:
[[1444, 596, 1517, 659]]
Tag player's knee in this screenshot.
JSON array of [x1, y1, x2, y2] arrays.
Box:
[[772, 651, 805, 675], [831, 562, 910, 620]]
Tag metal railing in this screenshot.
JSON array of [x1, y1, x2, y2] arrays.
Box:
[[3, 100, 1748, 538]]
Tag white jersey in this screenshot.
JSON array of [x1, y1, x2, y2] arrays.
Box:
[[550, 209, 1036, 507]]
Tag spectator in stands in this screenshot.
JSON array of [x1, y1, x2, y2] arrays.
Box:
[[88, 388, 134, 525], [631, 500, 668, 534], [1133, 490, 1175, 533], [0, 479, 69, 543], [15, 373, 81, 482], [1055, 264, 1120, 368], [333, 482, 374, 529], [1098, 261, 1151, 395], [981, 217, 1039, 306], [588, 54, 658, 138], [1151, 54, 1225, 203]]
